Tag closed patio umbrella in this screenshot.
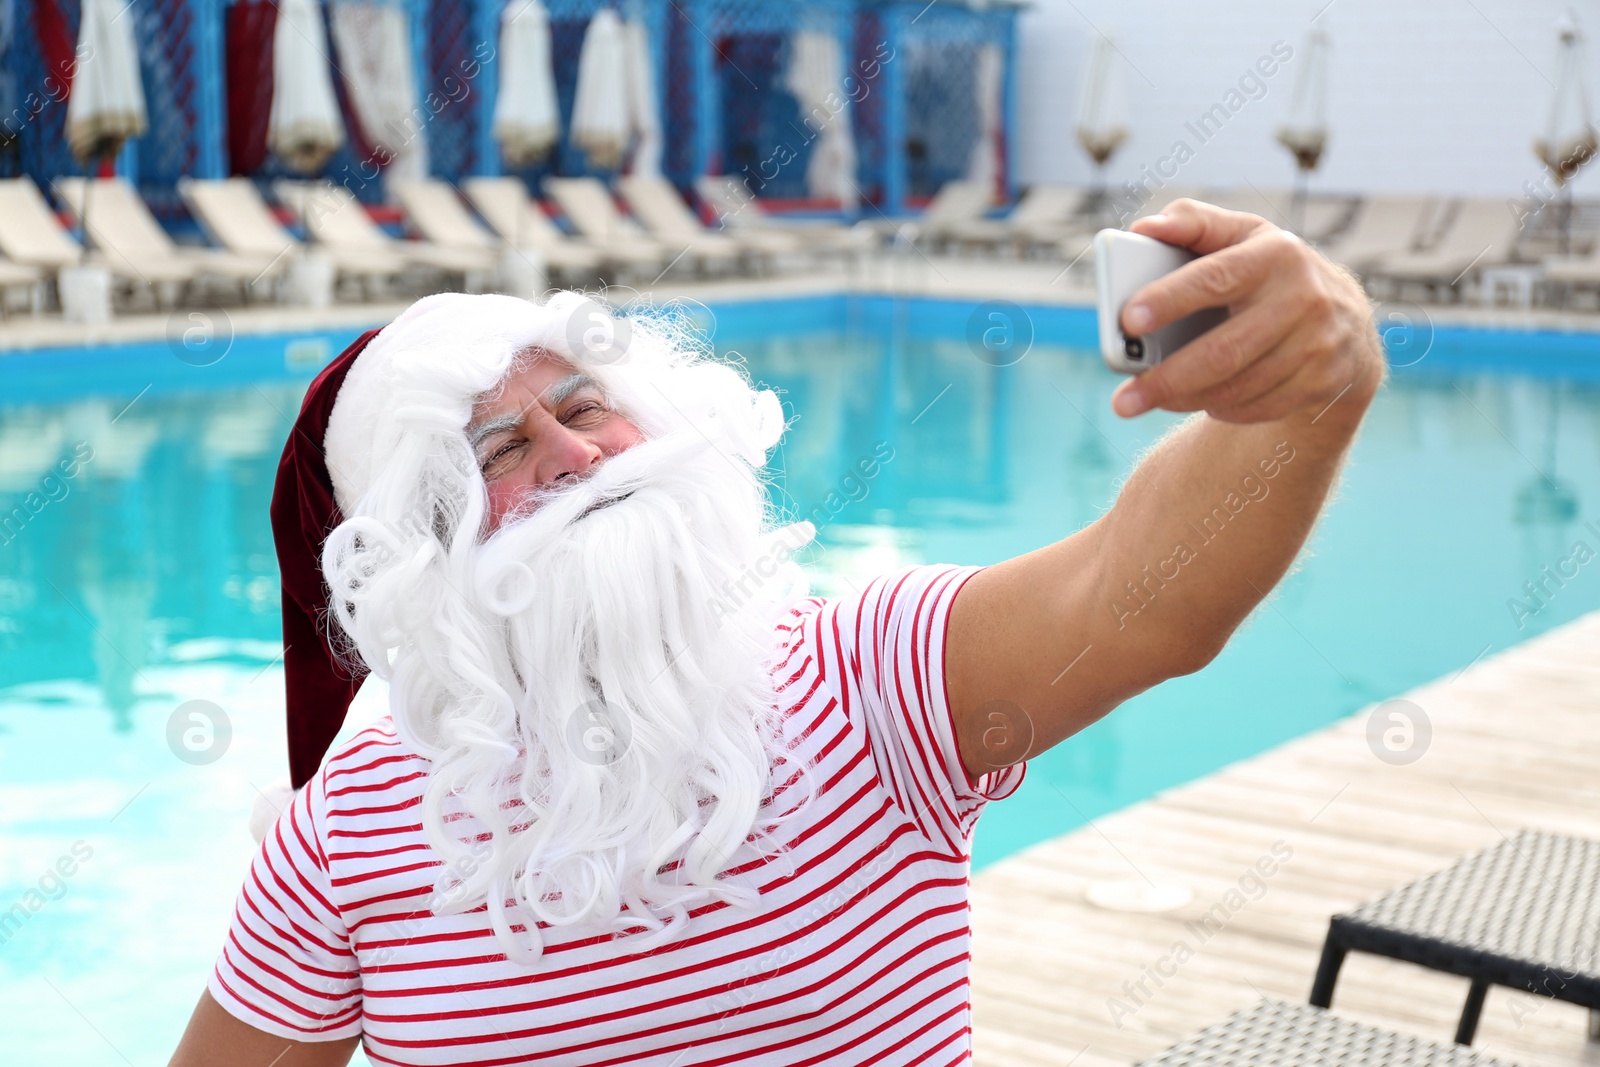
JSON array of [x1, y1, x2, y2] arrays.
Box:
[[329, 0, 429, 191], [492, 0, 560, 166], [1275, 26, 1330, 235], [1534, 12, 1597, 252], [269, 0, 344, 174], [623, 17, 662, 179], [64, 0, 148, 165], [1075, 33, 1128, 200], [965, 42, 1003, 200], [571, 8, 629, 171], [783, 29, 858, 210]]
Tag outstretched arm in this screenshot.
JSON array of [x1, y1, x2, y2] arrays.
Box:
[[170, 990, 359, 1067], [945, 199, 1386, 781]]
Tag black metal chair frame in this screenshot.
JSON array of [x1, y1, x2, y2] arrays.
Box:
[[1311, 907, 1600, 1045]]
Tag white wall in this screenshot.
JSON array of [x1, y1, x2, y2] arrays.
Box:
[[1012, 0, 1597, 201]]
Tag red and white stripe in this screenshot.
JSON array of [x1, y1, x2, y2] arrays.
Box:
[[210, 564, 1025, 1066]]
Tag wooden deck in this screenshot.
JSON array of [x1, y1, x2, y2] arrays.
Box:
[[970, 609, 1600, 1067]]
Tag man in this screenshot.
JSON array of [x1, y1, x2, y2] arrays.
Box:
[[171, 202, 1384, 1066]]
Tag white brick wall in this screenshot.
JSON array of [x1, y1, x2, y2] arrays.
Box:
[[1013, 0, 1597, 201]]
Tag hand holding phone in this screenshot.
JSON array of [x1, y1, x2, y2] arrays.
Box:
[[1095, 229, 1229, 375]]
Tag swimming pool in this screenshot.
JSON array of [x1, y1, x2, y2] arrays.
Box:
[[4, 295, 1600, 1064]]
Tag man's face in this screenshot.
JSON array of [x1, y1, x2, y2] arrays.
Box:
[[466, 355, 645, 532]]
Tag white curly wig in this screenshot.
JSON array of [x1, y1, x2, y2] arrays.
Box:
[[318, 291, 816, 965]]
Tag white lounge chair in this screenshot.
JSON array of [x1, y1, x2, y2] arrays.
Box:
[[946, 184, 1094, 256], [55, 176, 286, 302], [179, 177, 409, 300], [619, 174, 799, 270], [875, 179, 995, 249], [399, 178, 599, 287], [1316, 195, 1437, 272], [1365, 198, 1526, 299], [0, 176, 186, 308], [463, 176, 653, 285], [0, 257, 43, 315], [542, 177, 677, 278], [273, 180, 498, 291], [694, 175, 872, 258]]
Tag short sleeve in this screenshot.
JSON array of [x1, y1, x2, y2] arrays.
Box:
[[823, 564, 1026, 857], [208, 769, 362, 1041]]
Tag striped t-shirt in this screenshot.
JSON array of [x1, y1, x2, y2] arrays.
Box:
[[210, 564, 1026, 1066]]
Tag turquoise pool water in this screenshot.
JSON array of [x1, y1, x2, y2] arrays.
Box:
[[4, 296, 1600, 1063]]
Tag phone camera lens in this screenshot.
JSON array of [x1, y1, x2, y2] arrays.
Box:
[[1124, 336, 1145, 361]]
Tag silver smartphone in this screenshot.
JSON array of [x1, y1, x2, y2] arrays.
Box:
[[1095, 229, 1229, 374]]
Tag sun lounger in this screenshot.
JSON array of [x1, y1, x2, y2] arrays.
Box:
[[179, 177, 408, 299], [1365, 198, 1526, 298], [407, 178, 599, 286], [0, 176, 191, 308], [543, 177, 682, 279], [616, 174, 776, 271], [273, 180, 497, 289], [1541, 239, 1600, 306], [0, 257, 43, 315], [946, 184, 1095, 256], [693, 175, 872, 258], [877, 179, 995, 248], [54, 176, 286, 301], [462, 177, 647, 284], [1137, 999, 1521, 1066], [1310, 828, 1600, 1047], [1318, 195, 1438, 273]]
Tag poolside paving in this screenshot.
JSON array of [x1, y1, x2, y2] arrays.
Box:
[[4, 251, 1599, 353], [968, 607, 1600, 1067]]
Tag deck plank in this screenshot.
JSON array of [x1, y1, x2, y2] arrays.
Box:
[[970, 609, 1600, 1067]]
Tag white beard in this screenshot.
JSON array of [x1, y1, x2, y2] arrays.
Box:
[[331, 426, 814, 965]]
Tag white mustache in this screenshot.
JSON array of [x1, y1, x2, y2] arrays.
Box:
[[519, 433, 710, 530]]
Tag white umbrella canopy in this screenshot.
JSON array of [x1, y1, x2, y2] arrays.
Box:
[[1276, 26, 1330, 173], [268, 0, 345, 174], [965, 42, 1003, 197], [65, 0, 148, 165], [328, 0, 429, 190], [623, 17, 662, 178], [783, 29, 857, 208], [1075, 33, 1128, 175], [571, 8, 629, 170], [1535, 12, 1597, 187], [492, 0, 560, 166]]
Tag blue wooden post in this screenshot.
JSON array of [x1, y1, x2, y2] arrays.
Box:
[[881, 5, 907, 214], [407, 0, 427, 174], [192, 0, 228, 177], [999, 7, 1018, 205], [471, 0, 501, 176]]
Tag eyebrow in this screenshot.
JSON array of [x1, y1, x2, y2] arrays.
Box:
[[466, 373, 604, 450]]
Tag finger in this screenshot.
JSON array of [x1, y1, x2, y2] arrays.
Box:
[[1120, 227, 1300, 338], [1129, 198, 1273, 256], [1179, 335, 1305, 416], [1203, 320, 1343, 423], [1112, 292, 1305, 417]]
